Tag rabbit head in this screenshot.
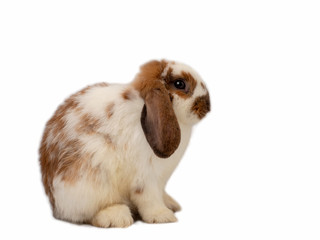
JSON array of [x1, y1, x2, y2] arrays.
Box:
[[132, 60, 210, 158]]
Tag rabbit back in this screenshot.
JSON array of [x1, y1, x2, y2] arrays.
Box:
[[39, 83, 150, 221]]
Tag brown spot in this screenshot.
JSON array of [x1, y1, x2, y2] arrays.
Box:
[[122, 88, 135, 100], [106, 102, 115, 119], [57, 139, 84, 182], [59, 150, 102, 184], [103, 134, 116, 150], [135, 186, 144, 194], [103, 134, 112, 145], [77, 113, 100, 134], [191, 93, 211, 119]]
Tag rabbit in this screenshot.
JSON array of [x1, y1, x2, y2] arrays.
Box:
[[39, 59, 210, 228]]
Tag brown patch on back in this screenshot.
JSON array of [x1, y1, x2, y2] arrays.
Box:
[[106, 102, 115, 119], [122, 88, 135, 100], [77, 113, 101, 134], [57, 139, 84, 183], [191, 93, 211, 119]]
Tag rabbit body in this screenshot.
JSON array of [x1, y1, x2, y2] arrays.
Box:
[[40, 60, 210, 227]]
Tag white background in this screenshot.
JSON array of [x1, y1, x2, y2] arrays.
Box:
[[0, 0, 319, 239]]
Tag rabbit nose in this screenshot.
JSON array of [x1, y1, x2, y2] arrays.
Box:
[[191, 93, 211, 119]]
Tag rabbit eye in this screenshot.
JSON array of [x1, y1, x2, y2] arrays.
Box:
[[174, 79, 186, 90]]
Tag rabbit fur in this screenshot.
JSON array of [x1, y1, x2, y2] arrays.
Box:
[[39, 60, 210, 227]]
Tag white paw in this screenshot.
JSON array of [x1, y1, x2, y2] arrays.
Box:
[[141, 207, 177, 224], [92, 204, 134, 228]]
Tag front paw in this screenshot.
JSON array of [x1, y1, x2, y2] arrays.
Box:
[[141, 207, 177, 224]]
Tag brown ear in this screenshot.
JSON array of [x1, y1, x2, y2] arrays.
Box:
[[140, 85, 181, 158]]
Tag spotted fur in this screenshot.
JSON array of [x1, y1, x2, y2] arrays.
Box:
[[39, 60, 210, 227]]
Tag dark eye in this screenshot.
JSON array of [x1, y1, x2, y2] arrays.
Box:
[[174, 79, 186, 90]]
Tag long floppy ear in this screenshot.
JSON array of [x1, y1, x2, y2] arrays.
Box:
[[140, 85, 181, 158]]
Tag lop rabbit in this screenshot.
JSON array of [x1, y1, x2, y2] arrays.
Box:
[[39, 60, 210, 227]]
